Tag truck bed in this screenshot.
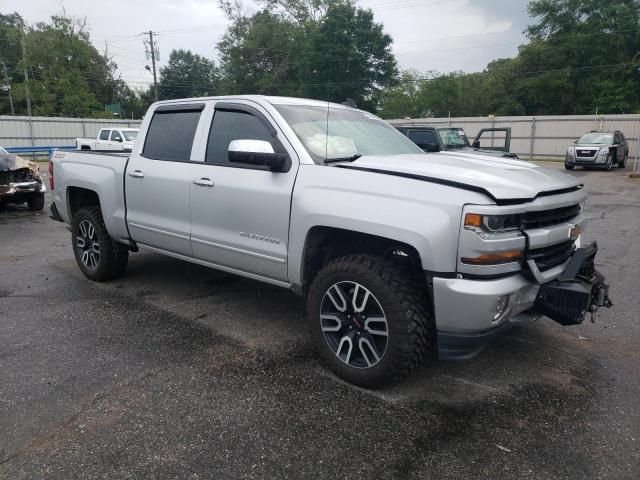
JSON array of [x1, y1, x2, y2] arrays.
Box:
[[50, 150, 131, 243]]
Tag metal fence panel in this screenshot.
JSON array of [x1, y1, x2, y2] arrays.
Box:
[[0, 115, 143, 148], [389, 114, 640, 161], [3, 113, 640, 163]]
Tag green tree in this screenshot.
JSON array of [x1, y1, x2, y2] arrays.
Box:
[[217, 0, 398, 110], [158, 49, 218, 100]]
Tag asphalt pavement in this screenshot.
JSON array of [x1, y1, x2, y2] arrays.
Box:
[[1, 163, 639, 479]]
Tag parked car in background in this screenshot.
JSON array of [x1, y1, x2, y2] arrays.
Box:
[[76, 128, 139, 152], [392, 123, 519, 158], [565, 131, 628, 170], [0, 148, 46, 210], [49, 95, 611, 388]]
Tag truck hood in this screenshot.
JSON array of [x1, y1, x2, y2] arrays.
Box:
[[337, 152, 581, 202]]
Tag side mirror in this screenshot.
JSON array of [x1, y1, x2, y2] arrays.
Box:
[[228, 139, 289, 172], [114, 137, 123, 143], [472, 140, 480, 148]]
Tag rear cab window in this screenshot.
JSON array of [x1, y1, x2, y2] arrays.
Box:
[[99, 130, 110, 141], [142, 104, 205, 161]]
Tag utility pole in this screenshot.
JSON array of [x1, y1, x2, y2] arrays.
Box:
[[146, 31, 159, 102], [1, 61, 15, 115], [20, 24, 32, 117]]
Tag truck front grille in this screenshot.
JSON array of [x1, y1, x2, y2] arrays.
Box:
[[522, 204, 581, 229], [526, 240, 575, 271]]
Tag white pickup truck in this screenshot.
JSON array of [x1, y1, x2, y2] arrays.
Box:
[[49, 95, 611, 387], [76, 128, 139, 152]]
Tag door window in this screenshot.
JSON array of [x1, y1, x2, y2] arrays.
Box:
[[142, 109, 202, 161], [205, 110, 281, 165], [408, 130, 438, 150], [99, 130, 110, 141], [111, 131, 123, 142]]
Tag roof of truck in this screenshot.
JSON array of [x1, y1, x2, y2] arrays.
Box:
[[152, 95, 354, 111]]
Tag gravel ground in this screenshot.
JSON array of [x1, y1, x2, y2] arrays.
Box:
[[1, 163, 638, 479]]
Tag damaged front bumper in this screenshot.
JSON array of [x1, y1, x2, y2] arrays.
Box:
[[533, 241, 611, 325], [0, 180, 46, 197], [435, 241, 612, 360]]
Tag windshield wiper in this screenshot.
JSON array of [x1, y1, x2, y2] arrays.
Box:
[[324, 154, 362, 165]]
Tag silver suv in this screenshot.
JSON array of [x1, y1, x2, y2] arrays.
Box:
[[565, 131, 629, 170]]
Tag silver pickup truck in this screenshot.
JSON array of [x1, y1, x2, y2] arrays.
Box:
[[49, 95, 611, 388]]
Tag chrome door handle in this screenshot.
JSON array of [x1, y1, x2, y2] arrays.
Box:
[[128, 170, 144, 178], [193, 178, 214, 187]]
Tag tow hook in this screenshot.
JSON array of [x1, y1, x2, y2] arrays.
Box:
[[589, 281, 612, 323]]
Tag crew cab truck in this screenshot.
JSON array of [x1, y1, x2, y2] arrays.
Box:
[[76, 128, 139, 152], [49, 96, 611, 388]]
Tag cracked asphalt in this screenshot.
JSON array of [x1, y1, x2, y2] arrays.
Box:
[[1, 163, 639, 479]]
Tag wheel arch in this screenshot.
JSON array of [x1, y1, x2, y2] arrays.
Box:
[[297, 226, 426, 295], [67, 186, 101, 219]]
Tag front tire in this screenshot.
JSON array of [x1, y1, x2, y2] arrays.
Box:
[[564, 163, 574, 170], [619, 153, 628, 168], [27, 192, 45, 211], [604, 153, 614, 171], [72, 206, 129, 281], [307, 255, 434, 388]]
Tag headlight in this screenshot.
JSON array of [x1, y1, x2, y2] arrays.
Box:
[[458, 208, 526, 275], [464, 213, 522, 234]]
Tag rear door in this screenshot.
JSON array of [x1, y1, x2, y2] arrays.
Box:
[[188, 101, 298, 282], [125, 103, 206, 256], [473, 128, 512, 153]]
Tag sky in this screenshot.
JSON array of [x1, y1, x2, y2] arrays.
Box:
[[1, 0, 533, 90]]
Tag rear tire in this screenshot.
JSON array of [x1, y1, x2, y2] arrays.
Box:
[[307, 255, 434, 388], [27, 192, 45, 211], [72, 206, 129, 281]]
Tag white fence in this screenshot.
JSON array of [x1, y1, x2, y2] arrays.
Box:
[[389, 114, 640, 161], [0, 115, 143, 148], [2, 113, 640, 162]]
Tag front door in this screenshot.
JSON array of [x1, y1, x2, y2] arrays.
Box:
[[125, 104, 205, 256], [189, 102, 298, 282], [473, 128, 512, 153]]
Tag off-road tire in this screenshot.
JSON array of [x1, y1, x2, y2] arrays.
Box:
[[72, 206, 129, 281], [27, 192, 45, 211], [307, 255, 434, 388]]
